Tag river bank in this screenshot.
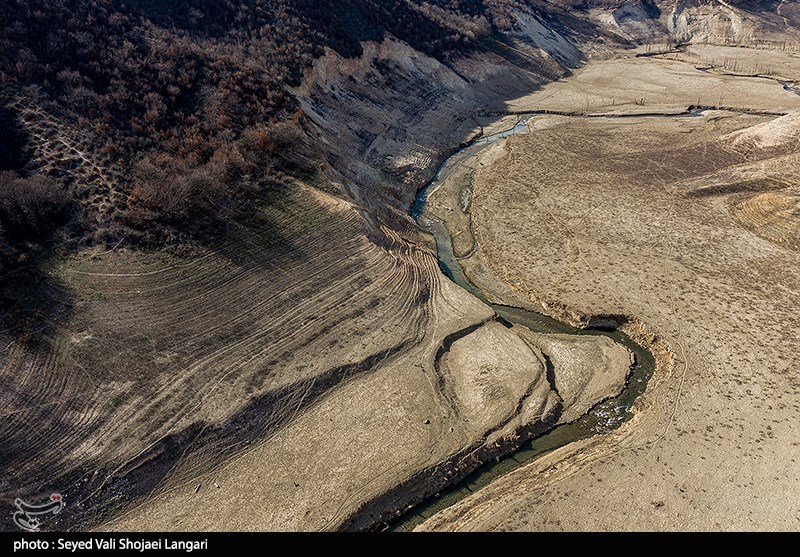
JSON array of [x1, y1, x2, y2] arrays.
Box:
[[386, 113, 666, 530], [416, 46, 800, 530]]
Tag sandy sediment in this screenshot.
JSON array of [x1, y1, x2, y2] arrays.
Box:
[[418, 49, 800, 530]]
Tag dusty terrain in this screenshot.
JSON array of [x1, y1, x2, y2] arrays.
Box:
[[418, 46, 800, 530], [2, 2, 643, 531], [4, 1, 800, 533], [99, 190, 633, 531], [2, 165, 633, 532]]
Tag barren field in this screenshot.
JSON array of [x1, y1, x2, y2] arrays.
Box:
[[1, 175, 633, 531], [507, 44, 800, 115], [5, 2, 800, 533], [101, 187, 633, 531], [419, 49, 800, 530]]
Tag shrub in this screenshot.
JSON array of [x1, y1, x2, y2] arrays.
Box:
[[0, 106, 28, 171], [239, 121, 321, 175], [130, 157, 236, 227], [0, 172, 71, 241]]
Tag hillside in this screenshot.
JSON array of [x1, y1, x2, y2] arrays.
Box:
[[2, 0, 794, 249], [1, 0, 799, 532]]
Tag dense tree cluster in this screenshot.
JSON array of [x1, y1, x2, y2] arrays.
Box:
[[0, 0, 520, 160], [0, 0, 532, 249], [125, 121, 320, 243], [0, 0, 315, 161], [0, 172, 71, 241], [0, 172, 72, 272]]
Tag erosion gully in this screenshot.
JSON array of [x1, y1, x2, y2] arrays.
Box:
[[388, 112, 660, 531]]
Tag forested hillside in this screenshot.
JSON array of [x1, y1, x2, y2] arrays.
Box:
[[0, 0, 529, 250]]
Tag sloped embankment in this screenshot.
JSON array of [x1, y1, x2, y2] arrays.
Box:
[[1, 173, 632, 530], [4, 0, 794, 532], [2, 183, 440, 528]]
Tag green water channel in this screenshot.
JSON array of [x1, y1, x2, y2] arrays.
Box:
[[390, 114, 656, 531]]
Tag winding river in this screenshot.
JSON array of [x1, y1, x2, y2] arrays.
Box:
[[389, 115, 657, 531]]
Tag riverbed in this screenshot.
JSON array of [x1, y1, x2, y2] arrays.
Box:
[[391, 115, 657, 531]]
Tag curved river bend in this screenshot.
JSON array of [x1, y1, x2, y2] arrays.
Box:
[[390, 114, 656, 531]]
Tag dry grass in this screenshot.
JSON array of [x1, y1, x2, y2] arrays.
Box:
[[419, 50, 800, 531]]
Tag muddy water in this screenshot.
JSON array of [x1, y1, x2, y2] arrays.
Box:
[[390, 116, 656, 531]]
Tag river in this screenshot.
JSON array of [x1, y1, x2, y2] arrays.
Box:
[[389, 114, 657, 531]]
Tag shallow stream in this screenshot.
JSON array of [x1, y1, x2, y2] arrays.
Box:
[[390, 114, 657, 531]]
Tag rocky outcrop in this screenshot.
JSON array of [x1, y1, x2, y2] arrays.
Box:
[[291, 5, 627, 232]]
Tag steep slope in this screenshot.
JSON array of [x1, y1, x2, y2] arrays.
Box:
[[2, 0, 798, 532], [0, 1, 631, 531]]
